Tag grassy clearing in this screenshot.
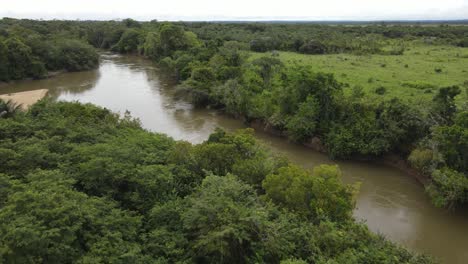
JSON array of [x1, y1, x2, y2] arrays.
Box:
[[251, 44, 468, 104]]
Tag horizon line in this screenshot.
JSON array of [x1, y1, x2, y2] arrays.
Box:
[[2, 16, 468, 23]]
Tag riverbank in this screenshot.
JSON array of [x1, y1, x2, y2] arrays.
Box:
[[0, 89, 49, 109], [110, 51, 434, 188], [0, 71, 65, 87], [248, 118, 430, 185]]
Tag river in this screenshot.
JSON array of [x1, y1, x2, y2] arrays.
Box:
[[1, 53, 467, 263]]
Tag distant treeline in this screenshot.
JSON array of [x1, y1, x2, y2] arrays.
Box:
[[209, 20, 468, 24], [183, 21, 468, 53], [1, 18, 467, 208]]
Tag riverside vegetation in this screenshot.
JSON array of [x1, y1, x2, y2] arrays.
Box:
[[76, 18, 466, 209], [0, 100, 434, 263], [0, 19, 99, 82], [0, 17, 467, 262]]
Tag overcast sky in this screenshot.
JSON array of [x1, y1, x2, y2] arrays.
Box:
[[1, 0, 468, 21]]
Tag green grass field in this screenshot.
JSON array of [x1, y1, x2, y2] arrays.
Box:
[[251, 44, 468, 104]]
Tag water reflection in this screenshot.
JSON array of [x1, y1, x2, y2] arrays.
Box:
[[2, 53, 468, 264], [0, 69, 100, 97]]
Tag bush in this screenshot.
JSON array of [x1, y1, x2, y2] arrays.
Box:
[[408, 148, 434, 173], [0, 99, 22, 118], [299, 39, 327, 54], [426, 168, 468, 208], [457, 38, 468, 47], [375, 86, 387, 95]]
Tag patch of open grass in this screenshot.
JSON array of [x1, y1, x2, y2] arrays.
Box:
[[250, 43, 468, 104]]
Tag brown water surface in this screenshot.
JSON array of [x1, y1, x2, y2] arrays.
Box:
[[2, 53, 467, 263]]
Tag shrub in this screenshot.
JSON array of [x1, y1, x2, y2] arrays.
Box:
[[426, 168, 468, 208], [457, 38, 468, 47], [0, 99, 22, 118], [299, 40, 327, 54], [408, 148, 435, 173], [375, 86, 387, 95]]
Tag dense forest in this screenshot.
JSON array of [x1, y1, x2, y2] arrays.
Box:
[[0, 19, 98, 81], [0, 100, 434, 263], [0, 17, 467, 262]]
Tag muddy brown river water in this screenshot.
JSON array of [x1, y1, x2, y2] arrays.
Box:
[[2, 54, 467, 263]]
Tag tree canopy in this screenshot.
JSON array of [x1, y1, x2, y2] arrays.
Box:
[[0, 100, 434, 263]]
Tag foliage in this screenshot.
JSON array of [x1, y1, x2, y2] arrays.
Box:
[[0, 99, 22, 118], [409, 110, 467, 207], [263, 164, 356, 222], [182, 174, 270, 263], [113, 29, 141, 53], [159, 23, 197, 57], [299, 39, 327, 54], [56, 40, 99, 72], [86, 21, 125, 49], [0, 41, 10, 81], [286, 95, 320, 142], [325, 97, 426, 158], [408, 148, 435, 174], [0, 17, 466, 209], [0, 170, 145, 263], [0, 101, 434, 263], [142, 32, 160, 59], [432, 117, 468, 173], [426, 168, 468, 208], [432, 86, 462, 124], [0, 20, 100, 81], [4, 37, 34, 80]]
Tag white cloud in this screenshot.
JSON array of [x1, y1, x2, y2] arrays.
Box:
[[1, 0, 467, 20]]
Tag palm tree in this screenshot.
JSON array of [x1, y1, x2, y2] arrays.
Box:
[[0, 98, 22, 118]]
